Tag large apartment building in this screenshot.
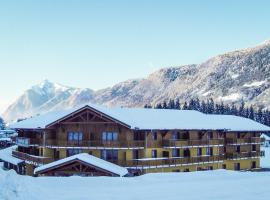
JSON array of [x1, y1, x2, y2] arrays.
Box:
[[4, 104, 269, 176]]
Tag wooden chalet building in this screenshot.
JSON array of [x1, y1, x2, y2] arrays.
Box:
[[5, 104, 270, 176]]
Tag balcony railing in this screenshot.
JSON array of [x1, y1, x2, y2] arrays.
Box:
[[44, 140, 145, 148], [226, 137, 263, 144], [225, 151, 262, 159], [162, 139, 224, 147], [16, 137, 41, 147], [12, 150, 54, 165], [110, 155, 225, 168]]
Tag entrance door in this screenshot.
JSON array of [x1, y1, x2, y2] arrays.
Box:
[[54, 150, 60, 160], [234, 163, 240, 171]]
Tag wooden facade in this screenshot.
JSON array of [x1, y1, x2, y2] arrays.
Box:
[[11, 106, 265, 176]]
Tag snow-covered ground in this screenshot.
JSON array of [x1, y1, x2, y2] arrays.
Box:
[[261, 147, 270, 168], [0, 148, 269, 200]]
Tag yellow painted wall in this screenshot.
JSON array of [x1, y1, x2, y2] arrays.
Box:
[[224, 158, 260, 170], [43, 148, 54, 158], [25, 163, 34, 176], [144, 163, 221, 173]]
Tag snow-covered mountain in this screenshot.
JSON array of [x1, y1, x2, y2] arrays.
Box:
[[3, 40, 270, 121], [3, 80, 94, 121]]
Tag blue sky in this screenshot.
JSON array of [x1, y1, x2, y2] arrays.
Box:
[[1, 0, 270, 113]]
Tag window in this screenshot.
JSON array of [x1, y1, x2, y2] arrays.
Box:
[[162, 151, 169, 157], [237, 132, 241, 139], [182, 132, 189, 140], [183, 149, 190, 157], [133, 150, 139, 159], [67, 149, 82, 156], [172, 149, 180, 157], [206, 147, 213, 156], [197, 148, 202, 156], [102, 132, 118, 141], [252, 145, 256, 151], [234, 163, 240, 171], [101, 150, 118, 160], [198, 132, 203, 140], [68, 132, 83, 141], [236, 145, 240, 153], [207, 132, 213, 139], [134, 132, 145, 140], [172, 131, 180, 140], [152, 132, 158, 140], [152, 150, 157, 158]]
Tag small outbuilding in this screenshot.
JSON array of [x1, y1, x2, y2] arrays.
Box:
[[34, 153, 129, 177]]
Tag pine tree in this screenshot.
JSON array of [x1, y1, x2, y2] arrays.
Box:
[[207, 98, 215, 114], [230, 103, 238, 115], [168, 99, 175, 109], [219, 102, 225, 114], [155, 103, 162, 109], [244, 107, 249, 118], [194, 98, 201, 111], [188, 99, 197, 110], [256, 107, 263, 123], [224, 104, 231, 115], [238, 100, 245, 117], [175, 99, 181, 110], [182, 101, 188, 110], [200, 100, 207, 113], [144, 104, 151, 108], [162, 101, 168, 109], [0, 117, 5, 130], [249, 105, 255, 120]]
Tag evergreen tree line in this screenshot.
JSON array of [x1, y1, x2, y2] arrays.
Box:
[[0, 116, 5, 130], [144, 98, 270, 127]]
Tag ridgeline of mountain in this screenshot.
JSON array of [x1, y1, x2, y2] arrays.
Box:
[[3, 40, 270, 122]]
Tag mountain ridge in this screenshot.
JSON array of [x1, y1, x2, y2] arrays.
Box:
[[3, 40, 270, 122]]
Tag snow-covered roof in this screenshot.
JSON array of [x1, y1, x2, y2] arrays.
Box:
[[0, 146, 24, 165], [0, 138, 12, 142], [34, 153, 128, 177], [10, 104, 270, 132]]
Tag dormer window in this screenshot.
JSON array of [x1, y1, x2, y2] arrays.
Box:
[[152, 132, 158, 140]]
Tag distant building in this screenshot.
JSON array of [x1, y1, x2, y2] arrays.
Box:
[[261, 133, 270, 147], [1, 104, 270, 176], [0, 129, 17, 148]]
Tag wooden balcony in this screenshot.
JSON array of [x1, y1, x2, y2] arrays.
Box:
[[162, 139, 224, 147], [111, 155, 225, 168], [225, 151, 262, 159], [226, 137, 263, 144], [16, 137, 41, 147], [44, 139, 145, 148], [12, 150, 53, 166]]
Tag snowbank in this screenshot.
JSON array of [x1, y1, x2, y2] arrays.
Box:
[[261, 147, 270, 168], [1, 167, 270, 200]]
